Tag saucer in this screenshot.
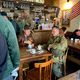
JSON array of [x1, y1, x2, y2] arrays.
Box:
[[37, 50, 44, 54]]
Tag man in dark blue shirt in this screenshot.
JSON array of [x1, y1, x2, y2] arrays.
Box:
[[69, 29, 80, 39]]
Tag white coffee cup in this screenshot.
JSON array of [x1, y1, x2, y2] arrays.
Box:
[[28, 44, 32, 49], [71, 38, 73, 43], [31, 49, 36, 54], [75, 39, 79, 43], [38, 45, 42, 50], [71, 38, 73, 41]]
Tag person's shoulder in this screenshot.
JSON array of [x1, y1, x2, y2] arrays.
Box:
[[27, 34, 33, 40], [49, 36, 54, 40], [0, 16, 6, 23], [0, 15, 4, 19], [58, 35, 63, 38], [60, 35, 67, 40], [6, 19, 14, 27]]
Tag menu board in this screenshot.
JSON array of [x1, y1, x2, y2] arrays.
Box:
[[22, 0, 44, 3], [2, 0, 44, 9], [2, 1, 14, 8], [35, 0, 44, 3]]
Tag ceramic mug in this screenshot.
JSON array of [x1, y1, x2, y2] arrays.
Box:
[[28, 44, 32, 49], [38, 45, 42, 50], [75, 39, 79, 43], [31, 49, 36, 54], [71, 38, 73, 43]]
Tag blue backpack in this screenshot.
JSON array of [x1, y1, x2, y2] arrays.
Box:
[[0, 31, 8, 79]]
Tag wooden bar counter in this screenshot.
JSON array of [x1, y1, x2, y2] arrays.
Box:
[[67, 40, 80, 65]]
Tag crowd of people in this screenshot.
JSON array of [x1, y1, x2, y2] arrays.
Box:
[[0, 10, 80, 80]]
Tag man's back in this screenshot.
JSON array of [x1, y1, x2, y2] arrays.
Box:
[[0, 15, 20, 79], [0, 31, 8, 80]]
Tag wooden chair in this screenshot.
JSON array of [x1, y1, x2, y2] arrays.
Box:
[[27, 59, 53, 80]]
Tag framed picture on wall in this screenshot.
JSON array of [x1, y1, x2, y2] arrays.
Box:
[[62, 9, 71, 25]]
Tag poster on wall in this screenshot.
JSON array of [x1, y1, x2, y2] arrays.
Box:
[[62, 9, 71, 25]]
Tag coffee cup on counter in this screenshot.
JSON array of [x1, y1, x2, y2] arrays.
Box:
[[71, 38, 73, 43], [75, 39, 79, 43], [38, 45, 42, 50], [28, 44, 33, 49]]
